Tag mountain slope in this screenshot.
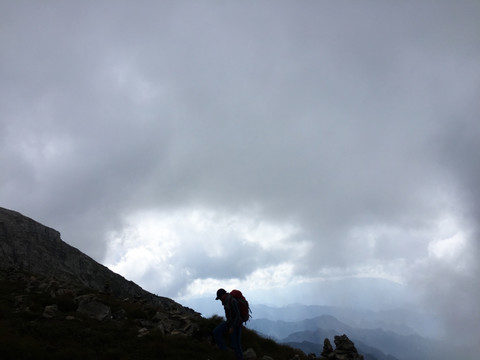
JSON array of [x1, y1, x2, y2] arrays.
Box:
[[0, 207, 176, 308]]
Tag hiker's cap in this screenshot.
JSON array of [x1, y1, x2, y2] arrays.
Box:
[[215, 288, 227, 300]]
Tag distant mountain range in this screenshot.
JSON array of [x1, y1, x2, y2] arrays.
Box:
[[183, 288, 456, 359], [285, 337, 398, 360], [248, 307, 454, 360], [250, 303, 440, 338]]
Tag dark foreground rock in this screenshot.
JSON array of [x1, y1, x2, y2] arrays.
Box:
[[320, 334, 364, 360]]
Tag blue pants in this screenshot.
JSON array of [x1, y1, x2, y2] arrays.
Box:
[[213, 321, 243, 360]]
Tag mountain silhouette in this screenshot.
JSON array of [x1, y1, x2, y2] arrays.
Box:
[[0, 207, 182, 308]]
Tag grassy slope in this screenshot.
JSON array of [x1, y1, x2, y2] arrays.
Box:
[[0, 276, 308, 360]]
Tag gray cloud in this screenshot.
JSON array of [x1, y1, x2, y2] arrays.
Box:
[[1, 0, 480, 352]]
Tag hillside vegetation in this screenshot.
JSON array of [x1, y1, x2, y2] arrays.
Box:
[[0, 268, 311, 360]]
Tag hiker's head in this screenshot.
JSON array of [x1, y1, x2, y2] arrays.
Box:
[[215, 288, 227, 301]]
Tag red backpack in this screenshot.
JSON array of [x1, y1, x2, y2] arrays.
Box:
[[230, 289, 251, 323]]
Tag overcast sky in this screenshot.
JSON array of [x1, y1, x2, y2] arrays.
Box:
[[1, 0, 479, 352]]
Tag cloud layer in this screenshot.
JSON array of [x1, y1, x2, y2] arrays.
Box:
[[1, 1, 479, 351]]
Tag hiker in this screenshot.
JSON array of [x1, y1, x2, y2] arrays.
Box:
[[213, 288, 244, 360]]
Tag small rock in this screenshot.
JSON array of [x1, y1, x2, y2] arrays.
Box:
[[156, 322, 165, 336], [137, 327, 149, 337], [321, 338, 334, 357], [244, 348, 257, 360], [43, 304, 58, 318], [77, 299, 111, 321], [112, 308, 126, 320]]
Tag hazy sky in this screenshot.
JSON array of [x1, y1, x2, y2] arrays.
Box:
[[1, 0, 479, 352]]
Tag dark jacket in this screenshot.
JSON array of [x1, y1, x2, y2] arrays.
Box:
[[222, 294, 242, 328]]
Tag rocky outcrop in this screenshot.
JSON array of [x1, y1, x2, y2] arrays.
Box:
[[3, 256, 202, 337], [0, 207, 201, 333], [76, 294, 112, 320], [0, 207, 186, 310], [243, 348, 313, 360], [320, 334, 364, 360]]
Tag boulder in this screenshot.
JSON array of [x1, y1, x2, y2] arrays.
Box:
[[321, 338, 334, 357], [319, 334, 364, 360], [43, 304, 58, 318], [76, 295, 111, 321], [244, 347, 257, 360]]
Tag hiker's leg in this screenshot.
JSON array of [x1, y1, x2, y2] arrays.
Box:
[[213, 321, 228, 350], [230, 325, 243, 360]]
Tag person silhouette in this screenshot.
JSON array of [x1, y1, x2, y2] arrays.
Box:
[[213, 288, 244, 360]]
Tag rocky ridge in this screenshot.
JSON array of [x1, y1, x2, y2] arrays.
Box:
[[0, 207, 201, 335], [0, 207, 176, 306]]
